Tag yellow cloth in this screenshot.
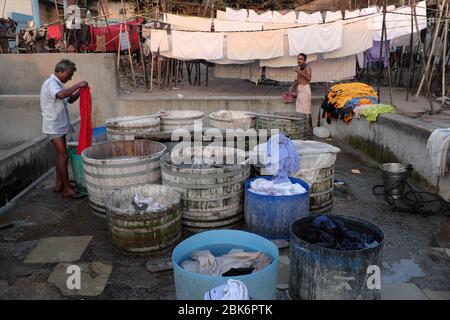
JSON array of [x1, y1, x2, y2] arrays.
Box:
[[327, 82, 378, 109], [362, 104, 395, 122]]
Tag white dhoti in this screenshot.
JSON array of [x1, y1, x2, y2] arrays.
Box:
[[296, 84, 312, 114]]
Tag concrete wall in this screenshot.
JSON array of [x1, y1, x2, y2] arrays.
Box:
[[324, 114, 450, 201], [0, 53, 119, 143]]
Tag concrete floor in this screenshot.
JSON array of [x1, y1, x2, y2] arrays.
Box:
[[0, 138, 449, 300]]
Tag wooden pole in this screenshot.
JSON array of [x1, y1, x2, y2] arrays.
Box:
[[54, 0, 65, 52], [150, 52, 154, 92], [134, 2, 148, 90], [2, 0, 7, 19], [377, 0, 387, 103], [382, 0, 393, 105], [442, 4, 449, 107], [406, 2, 416, 101], [117, 10, 122, 69], [414, 2, 444, 101], [120, 0, 136, 88], [99, 0, 116, 52]]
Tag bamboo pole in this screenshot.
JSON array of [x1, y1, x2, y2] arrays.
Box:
[[406, 2, 416, 101], [442, 3, 449, 107], [377, 0, 387, 103], [120, 0, 136, 88], [414, 2, 444, 101], [150, 52, 154, 92], [382, 0, 393, 105], [117, 11, 122, 69]]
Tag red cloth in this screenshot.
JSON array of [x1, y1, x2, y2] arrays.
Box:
[[92, 19, 143, 52], [77, 87, 93, 155], [47, 24, 64, 40]]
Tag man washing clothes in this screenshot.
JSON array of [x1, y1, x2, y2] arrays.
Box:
[[40, 59, 88, 199], [294, 53, 313, 132]]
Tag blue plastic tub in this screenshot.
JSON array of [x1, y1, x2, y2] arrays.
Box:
[[172, 229, 279, 300], [244, 176, 310, 240], [93, 126, 107, 143]]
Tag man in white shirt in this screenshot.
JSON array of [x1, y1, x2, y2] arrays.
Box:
[[40, 59, 88, 199]]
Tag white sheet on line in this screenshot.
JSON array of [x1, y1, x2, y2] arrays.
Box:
[[214, 19, 263, 31], [272, 11, 297, 24], [149, 29, 169, 52], [264, 55, 356, 83], [345, 9, 361, 19], [216, 10, 226, 20], [323, 19, 372, 59], [165, 13, 212, 31], [227, 29, 284, 60], [248, 10, 273, 23], [225, 8, 248, 21], [172, 30, 224, 60], [259, 35, 318, 67], [208, 35, 256, 64], [263, 22, 300, 30], [372, 1, 427, 41], [287, 21, 343, 55], [325, 11, 343, 22], [297, 11, 323, 24], [214, 61, 262, 83]]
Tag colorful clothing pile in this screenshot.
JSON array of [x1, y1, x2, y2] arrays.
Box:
[[321, 82, 378, 123]]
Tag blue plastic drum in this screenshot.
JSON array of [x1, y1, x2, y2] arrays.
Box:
[[244, 176, 310, 240], [172, 230, 279, 300]]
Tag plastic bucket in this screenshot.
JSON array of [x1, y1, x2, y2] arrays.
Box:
[[172, 229, 279, 300], [67, 143, 88, 195], [244, 176, 310, 240]]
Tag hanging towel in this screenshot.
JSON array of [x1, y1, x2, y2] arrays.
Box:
[[165, 13, 212, 31], [47, 24, 63, 40], [204, 279, 250, 300], [325, 11, 343, 22], [216, 10, 226, 20], [227, 29, 284, 60], [214, 61, 262, 83], [323, 19, 372, 59], [345, 9, 361, 19], [150, 29, 169, 52], [426, 128, 450, 177], [172, 30, 224, 60], [272, 11, 297, 24], [77, 87, 92, 155], [248, 10, 273, 23], [260, 35, 318, 67], [225, 8, 248, 21], [263, 22, 299, 30], [297, 12, 323, 24], [214, 19, 263, 32], [288, 21, 343, 55]]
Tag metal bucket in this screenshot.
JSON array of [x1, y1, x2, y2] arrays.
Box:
[[379, 163, 408, 200]]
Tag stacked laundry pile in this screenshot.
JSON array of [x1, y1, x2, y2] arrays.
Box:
[[249, 178, 307, 196], [301, 215, 379, 250], [182, 249, 273, 276], [124, 194, 165, 214], [321, 82, 378, 123]]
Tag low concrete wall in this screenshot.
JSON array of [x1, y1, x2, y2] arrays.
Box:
[[324, 114, 450, 201]]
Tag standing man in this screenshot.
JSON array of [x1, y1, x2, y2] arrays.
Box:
[[40, 59, 88, 199], [294, 53, 313, 131]]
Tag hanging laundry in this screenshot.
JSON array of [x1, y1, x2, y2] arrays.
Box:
[[77, 87, 92, 155], [288, 21, 343, 55], [272, 11, 297, 24], [265, 134, 300, 184], [165, 13, 212, 32], [182, 249, 272, 276], [119, 31, 130, 50], [263, 22, 299, 30], [227, 29, 284, 60], [214, 19, 263, 32], [297, 12, 323, 24], [426, 128, 450, 177], [324, 11, 343, 22], [172, 30, 224, 60], [214, 61, 262, 83], [150, 29, 169, 52], [225, 8, 248, 21], [345, 9, 361, 19], [301, 215, 379, 250], [47, 24, 64, 41], [248, 10, 273, 23], [92, 19, 143, 52], [362, 104, 395, 122], [323, 20, 373, 59], [216, 10, 226, 20], [364, 40, 390, 68], [204, 280, 250, 300]]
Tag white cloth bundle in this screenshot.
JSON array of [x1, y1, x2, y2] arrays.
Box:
[[426, 128, 450, 177], [249, 178, 307, 196], [204, 280, 250, 300]]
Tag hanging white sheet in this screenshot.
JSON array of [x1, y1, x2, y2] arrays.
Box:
[[297, 11, 323, 24], [287, 21, 343, 55], [172, 31, 224, 60], [225, 8, 248, 21], [227, 29, 284, 60], [323, 19, 372, 59], [214, 19, 263, 32], [165, 13, 212, 31], [345, 9, 361, 20], [325, 11, 343, 22], [214, 61, 262, 83], [248, 10, 273, 23], [272, 11, 297, 24], [216, 10, 226, 20], [149, 29, 169, 52]]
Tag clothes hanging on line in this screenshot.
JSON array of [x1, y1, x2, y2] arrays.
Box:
[[272, 11, 297, 24], [345, 9, 361, 19], [225, 8, 248, 21], [216, 10, 226, 20], [364, 40, 390, 68], [214, 61, 262, 83], [324, 11, 342, 22], [214, 19, 263, 32], [172, 30, 224, 60], [227, 29, 284, 60], [323, 19, 373, 59], [47, 24, 64, 41], [149, 29, 169, 52], [248, 10, 273, 23], [287, 21, 343, 55], [92, 19, 142, 52], [77, 87, 92, 155], [297, 11, 323, 24], [165, 13, 212, 31]]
